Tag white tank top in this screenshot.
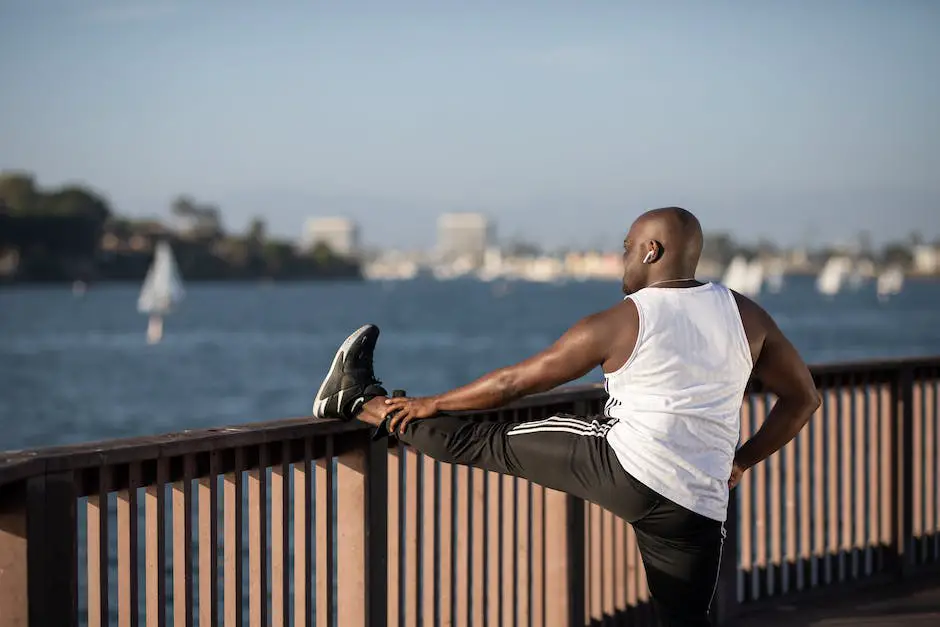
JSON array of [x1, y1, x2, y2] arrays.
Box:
[[604, 282, 753, 521]]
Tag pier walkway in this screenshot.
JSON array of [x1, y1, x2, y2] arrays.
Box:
[[732, 575, 940, 626], [1, 356, 938, 626]]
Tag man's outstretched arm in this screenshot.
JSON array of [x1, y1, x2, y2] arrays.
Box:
[[430, 314, 611, 411], [384, 303, 632, 430], [731, 306, 821, 486]]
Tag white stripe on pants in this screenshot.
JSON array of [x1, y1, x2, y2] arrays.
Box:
[[506, 414, 617, 438]]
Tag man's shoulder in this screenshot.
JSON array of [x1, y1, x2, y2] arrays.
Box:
[[580, 299, 639, 339], [728, 288, 766, 319], [598, 297, 639, 322], [727, 288, 776, 345]]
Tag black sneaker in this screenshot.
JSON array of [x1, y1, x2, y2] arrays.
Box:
[[312, 324, 388, 420]]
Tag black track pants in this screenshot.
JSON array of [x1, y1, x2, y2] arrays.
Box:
[[398, 412, 726, 627]]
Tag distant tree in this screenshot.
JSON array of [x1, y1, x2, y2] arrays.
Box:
[[881, 242, 914, 267], [200, 204, 222, 236], [755, 238, 778, 256], [171, 195, 198, 218], [311, 241, 335, 265], [247, 217, 267, 248], [0, 172, 111, 223], [263, 241, 294, 274], [0, 172, 39, 212], [171, 195, 223, 239], [735, 246, 758, 260], [215, 237, 250, 270], [701, 232, 736, 266], [504, 240, 541, 257], [0, 174, 113, 280], [39, 186, 111, 223]]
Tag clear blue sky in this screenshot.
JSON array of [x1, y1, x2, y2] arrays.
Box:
[[1, 0, 938, 249]]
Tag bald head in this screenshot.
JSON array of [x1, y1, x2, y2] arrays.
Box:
[[630, 207, 703, 270], [621, 207, 704, 294]]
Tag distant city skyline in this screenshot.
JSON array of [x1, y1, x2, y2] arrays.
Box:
[[436, 212, 493, 263], [302, 216, 361, 256], [2, 1, 938, 248]]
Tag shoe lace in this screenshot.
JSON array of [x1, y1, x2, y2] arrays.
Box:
[[356, 348, 382, 387]]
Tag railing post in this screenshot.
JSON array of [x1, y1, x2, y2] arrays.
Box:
[[565, 398, 589, 627], [567, 495, 586, 627], [335, 432, 388, 627], [890, 366, 915, 579], [712, 489, 740, 625], [0, 483, 27, 627], [26, 472, 78, 627], [542, 488, 580, 627], [365, 434, 388, 627]]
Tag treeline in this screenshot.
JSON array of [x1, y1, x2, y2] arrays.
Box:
[[700, 231, 920, 268], [0, 172, 361, 284]]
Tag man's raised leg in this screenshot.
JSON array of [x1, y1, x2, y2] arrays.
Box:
[[309, 324, 618, 499], [357, 398, 659, 524], [310, 323, 655, 520]]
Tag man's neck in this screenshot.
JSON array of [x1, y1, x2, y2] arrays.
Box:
[[645, 277, 702, 289]]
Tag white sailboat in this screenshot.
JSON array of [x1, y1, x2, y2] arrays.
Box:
[[845, 259, 872, 291], [765, 260, 785, 294], [721, 256, 762, 296], [138, 241, 185, 344], [816, 256, 850, 297], [876, 266, 904, 301], [721, 256, 748, 293], [744, 260, 764, 296]]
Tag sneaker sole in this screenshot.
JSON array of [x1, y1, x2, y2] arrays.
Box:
[[312, 324, 375, 418]]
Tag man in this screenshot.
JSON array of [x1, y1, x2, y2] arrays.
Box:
[[311, 207, 821, 626]]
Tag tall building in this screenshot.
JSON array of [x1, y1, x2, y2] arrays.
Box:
[[436, 213, 493, 266], [302, 217, 360, 257]]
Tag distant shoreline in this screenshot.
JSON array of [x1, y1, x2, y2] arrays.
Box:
[[3, 272, 939, 289], [0, 275, 365, 288]]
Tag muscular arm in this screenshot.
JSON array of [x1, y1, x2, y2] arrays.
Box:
[[383, 301, 638, 431], [428, 310, 616, 413], [733, 304, 821, 472]]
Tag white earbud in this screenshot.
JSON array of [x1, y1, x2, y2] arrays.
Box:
[[642, 249, 656, 264]]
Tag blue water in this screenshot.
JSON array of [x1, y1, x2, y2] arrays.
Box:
[[1, 276, 939, 452]]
